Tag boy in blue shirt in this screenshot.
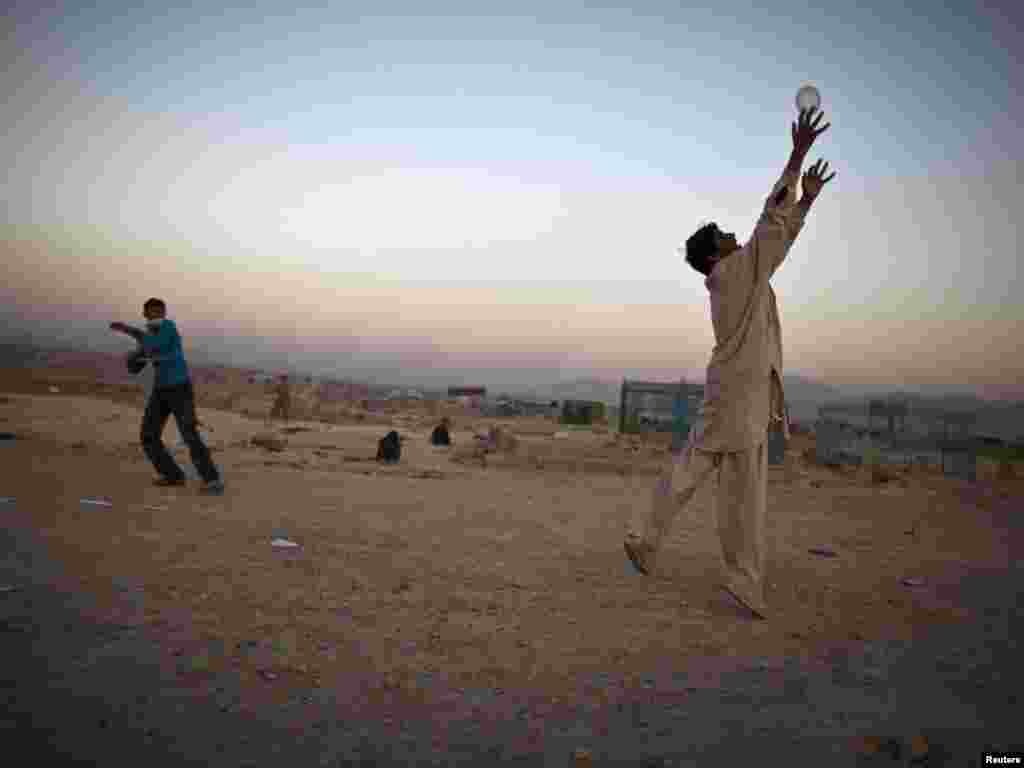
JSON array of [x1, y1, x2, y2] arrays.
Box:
[[110, 298, 224, 495]]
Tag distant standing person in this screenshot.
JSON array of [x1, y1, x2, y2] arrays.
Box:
[[110, 298, 224, 495], [624, 107, 836, 620], [270, 374, 291, 424]]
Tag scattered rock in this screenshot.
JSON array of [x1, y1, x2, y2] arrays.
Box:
[[901, 577, 926, 588], [808, 547, 837, 558], [409, 469, 445, 479], [251, 433, 287, 452], [48, 386, 60, 394], [258, 670, 278, 682], [271, 538, 300, 549]]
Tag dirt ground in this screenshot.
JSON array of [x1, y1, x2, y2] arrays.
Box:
[[1, 369, 1021, 715]]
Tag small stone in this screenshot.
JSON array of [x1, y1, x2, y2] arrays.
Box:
[[808, 547, 837, 558], [571, 747, 593, 765], [259, 670, 278, 682], [901, 577, 925, 587]]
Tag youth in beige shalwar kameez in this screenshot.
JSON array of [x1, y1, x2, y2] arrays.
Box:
[[638, 169, 806, 606]]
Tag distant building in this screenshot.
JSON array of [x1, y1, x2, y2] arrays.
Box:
[[561, 399, 606, 426], [448, 386, 487, 397], [816, 396, 978, 480]]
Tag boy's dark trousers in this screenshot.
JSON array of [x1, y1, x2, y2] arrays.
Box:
[[141, 380, 220, 483]]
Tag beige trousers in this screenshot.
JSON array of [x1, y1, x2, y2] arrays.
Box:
[[641, 435, 768, 600]]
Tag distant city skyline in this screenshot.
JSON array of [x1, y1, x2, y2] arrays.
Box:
[[3, 1, 1021, 400]]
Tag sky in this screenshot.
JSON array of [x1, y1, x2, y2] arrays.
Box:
[[2, 0, 1021, 399]]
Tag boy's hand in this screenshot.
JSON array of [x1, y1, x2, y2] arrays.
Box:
[[110, 322, 130, 333], [791, 107, 830, 158], [801, 158, 836, 199]]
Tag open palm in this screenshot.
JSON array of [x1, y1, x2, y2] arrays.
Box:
[[802, 158, 836, 198]]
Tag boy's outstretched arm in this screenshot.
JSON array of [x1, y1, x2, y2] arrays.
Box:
[[751, 107, 832, 277]]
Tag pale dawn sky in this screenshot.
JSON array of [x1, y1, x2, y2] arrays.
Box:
[[2, 0, 1021, 398]]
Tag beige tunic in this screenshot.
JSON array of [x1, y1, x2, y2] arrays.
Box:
[[692, 170, 806, 452]]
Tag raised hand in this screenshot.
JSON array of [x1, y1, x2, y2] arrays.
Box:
[[791, 107, 830, 157], [802, 158, 836, 199]]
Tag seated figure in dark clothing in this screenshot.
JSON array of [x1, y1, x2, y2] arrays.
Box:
[[430, 417, 452, 447], [377, 430, 402, 463]]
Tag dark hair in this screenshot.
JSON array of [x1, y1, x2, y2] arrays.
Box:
[[143, 298, 166, 313], [685, 223, 719, 276]]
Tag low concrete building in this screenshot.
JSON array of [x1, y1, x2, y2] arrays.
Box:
[[816, 397, 978, 480]]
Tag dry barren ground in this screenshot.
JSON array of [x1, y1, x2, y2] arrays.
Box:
[[2, 378, 1021, 724]]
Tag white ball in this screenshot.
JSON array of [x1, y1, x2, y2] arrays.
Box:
[[796, 83, 821, 112]]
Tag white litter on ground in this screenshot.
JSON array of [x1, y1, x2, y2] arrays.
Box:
[[271, 538, 300, 549]]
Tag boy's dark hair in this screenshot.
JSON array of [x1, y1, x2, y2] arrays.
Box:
[[143, 297, 166, 313], [685, 223, 719, 276]]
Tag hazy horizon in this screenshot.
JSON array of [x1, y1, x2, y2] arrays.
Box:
[[4, 1, 1022, 401]]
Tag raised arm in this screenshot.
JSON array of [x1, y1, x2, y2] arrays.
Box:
[[109, 322, 147, 344], [751, 107, 832, 278]]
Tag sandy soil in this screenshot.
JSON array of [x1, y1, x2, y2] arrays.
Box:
[[1, 369, 1020, 712]]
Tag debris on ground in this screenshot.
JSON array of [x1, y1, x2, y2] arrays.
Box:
[[409, 469, 445, 479], [251, 433, 287, 452], [270, 538, 300, 549], [0, 432, 17, 441], [901, 577, 926, 587], [0, 497, 15, 504], [808, 547, 838, 558], [79, 498, 113, 507]]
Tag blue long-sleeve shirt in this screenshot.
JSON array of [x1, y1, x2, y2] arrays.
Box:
[[138, 319, 190, 388]]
